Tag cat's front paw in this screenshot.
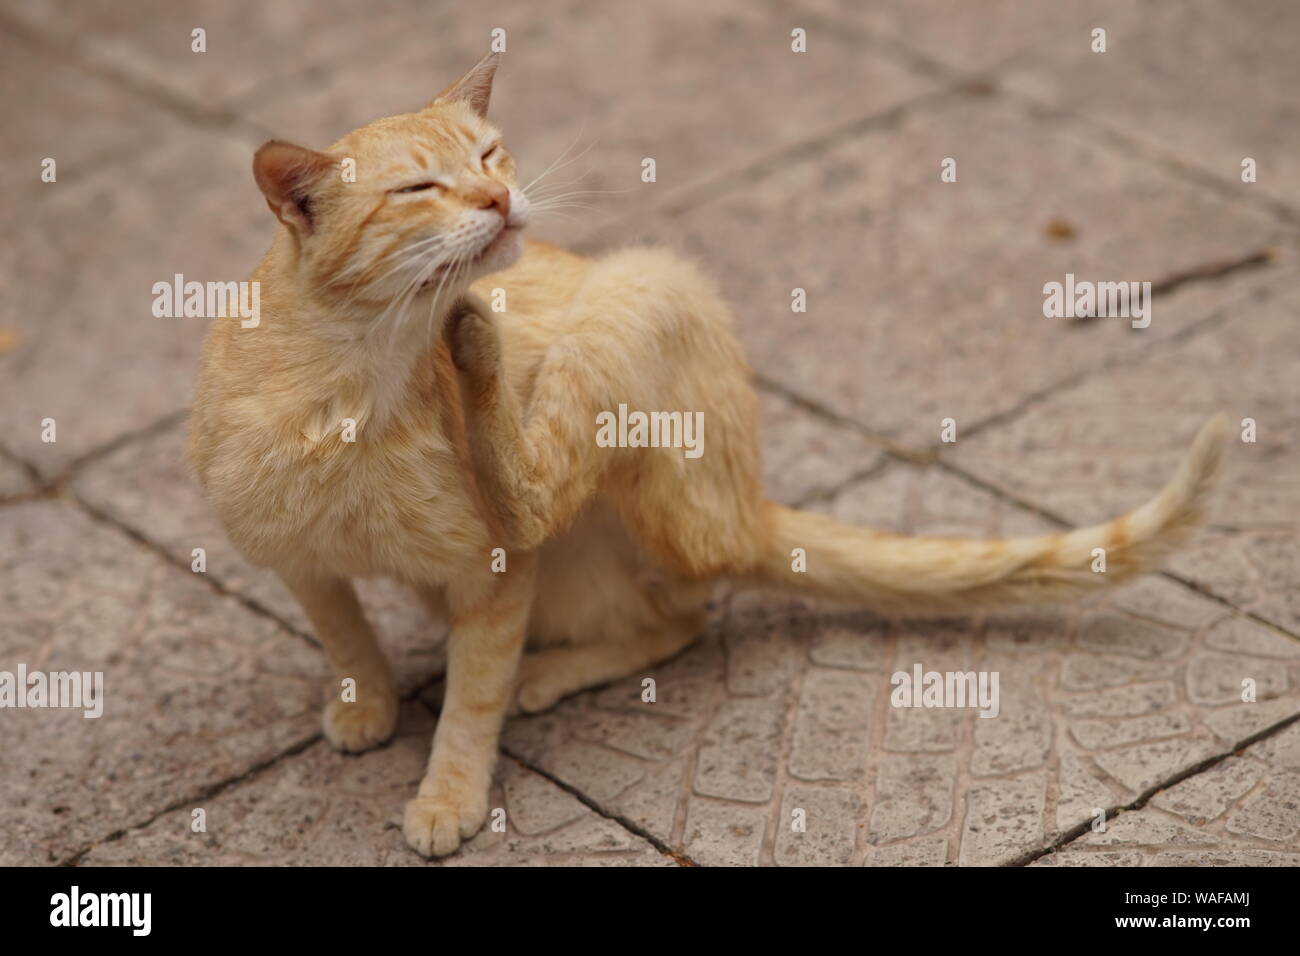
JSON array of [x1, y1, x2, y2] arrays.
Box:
[[403, 781, 488, 858], [322, 691, 397, 753], [445, 296, 501, 384]]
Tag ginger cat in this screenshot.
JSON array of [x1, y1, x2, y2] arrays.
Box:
[[188, 53, 1226, 858]]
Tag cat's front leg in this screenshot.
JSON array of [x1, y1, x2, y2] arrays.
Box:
[[403, 553, 536, 857], [445, 296, 552, 549], [277, 571, 398, 752], [445, 295, 609, 551]]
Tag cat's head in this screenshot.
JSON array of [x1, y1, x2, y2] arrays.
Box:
[[251, 52, 528, 311]]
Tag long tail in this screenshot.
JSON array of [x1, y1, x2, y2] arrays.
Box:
[[756, 414, 1227, 617]]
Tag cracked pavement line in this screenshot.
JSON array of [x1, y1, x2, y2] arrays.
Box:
[[501, 750, 697, 866], [71, 491, 322, 651], [1018, 709, 1300, 866], [58, 731, 323, 867], [575, 86, 964, 252], [754, 254, 1283, 462], [933, 456, 1300, 647], [61, 666, 453, 867], [1, 7, 275, 146], [406, 686, 690, 864]]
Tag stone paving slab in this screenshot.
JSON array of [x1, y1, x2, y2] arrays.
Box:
[[620, 91, 1289, 451], [0, 500, 327, 865], [1, 126, 266, 474], [500, 460, 1300, 866], [1034, 719, 1300, 866], [999, 0, 1300, 218], [0, 26, 176, 198], [758, 390, 885, 505], [802, 1, 1300, 222], [243, 0, 935, 248], [950, 273, 1300, 636], [0, 450, 34, 500], [795, 0, 1127, 76], [0, 0, 426, 116], [79, 702, 673, 866]]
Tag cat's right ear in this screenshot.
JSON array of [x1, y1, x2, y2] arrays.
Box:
[[253, 140, 336, 235]]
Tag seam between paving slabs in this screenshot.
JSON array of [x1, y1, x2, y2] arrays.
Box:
[[0, 442, 43, 504], [0, 7, 276, 145], [1004, 90, 1300, 234], [935, 458, 1300, 648], [1010, 709, 1300, 867], [414, 673, 703, 865], [751, 278, 1300, 645], [0, 419, 324, 650], [57, 731, 321, 866], [953, 257, 1280, 448], [783, 1, 1300, 234], [10, 408, 192, 492], [497, 748, 698, 866], [754, 249, 1283, 469], [574, 82, 968, 253], [57, 667, 451, 867], [70, 487, 321, 650], [752, 258, 1248, 476], [59, 408, 191, 486], [1, 1, 953, 251], [649, 85, 962, 221]]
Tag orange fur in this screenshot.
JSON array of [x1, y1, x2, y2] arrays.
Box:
[[189, 53, 1227, 858]]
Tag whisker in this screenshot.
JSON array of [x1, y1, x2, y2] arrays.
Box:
[[330, 233, 456, 312], [527, 209, 581, 224], [525, 181, 633, 200], [522, 126, 595, 194]]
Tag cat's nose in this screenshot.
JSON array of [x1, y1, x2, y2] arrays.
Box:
[[475, 182, 510, 218]]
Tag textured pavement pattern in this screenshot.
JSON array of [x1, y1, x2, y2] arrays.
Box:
[[2, 0, 1298, 866]]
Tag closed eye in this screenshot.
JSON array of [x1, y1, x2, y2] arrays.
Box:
[[392, 181, 443, 194], [481, 144, 499, 164]]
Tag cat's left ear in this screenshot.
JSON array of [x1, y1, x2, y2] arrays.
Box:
[[428, 51, 499, 117]]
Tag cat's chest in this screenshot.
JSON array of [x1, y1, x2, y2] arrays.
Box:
[[297, 425, 488, 579]]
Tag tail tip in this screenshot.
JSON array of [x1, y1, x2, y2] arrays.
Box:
[[1192, 412, 1229, 472], [1200, 411, 1229, 442]]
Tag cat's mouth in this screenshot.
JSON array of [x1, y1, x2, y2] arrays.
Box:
[[417, 225, 520, 290], [477, 222, 522, 264]]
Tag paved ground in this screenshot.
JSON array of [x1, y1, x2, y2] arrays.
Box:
[[2, 0, 1299, 866]]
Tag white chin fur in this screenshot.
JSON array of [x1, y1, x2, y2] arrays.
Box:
[[476, 229, 524, 275]]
